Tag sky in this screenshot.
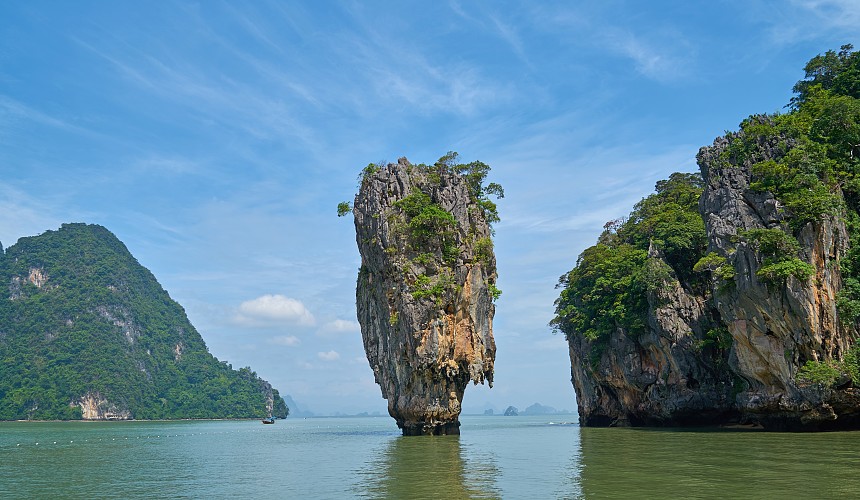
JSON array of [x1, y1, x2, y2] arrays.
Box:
[[1, 1, 858, 416]]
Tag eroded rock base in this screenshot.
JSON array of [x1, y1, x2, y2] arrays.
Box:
[[400, 420, 461, 436]]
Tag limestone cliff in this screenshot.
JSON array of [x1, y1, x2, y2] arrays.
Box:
[[696, 122, 860, 428], [567, 245, 737, 427], [561, 117, 860, 430], [352, 157, 498, 435]]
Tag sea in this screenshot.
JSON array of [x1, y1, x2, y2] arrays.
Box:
[[3, 414, 860, 499]]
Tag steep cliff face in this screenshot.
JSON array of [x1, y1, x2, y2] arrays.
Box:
[[559, 45, 860, 429], [353, 157, 498, 435], [75, 392, 132, 420], [568, 248, 737, 426], [697, 125, 860, 428]]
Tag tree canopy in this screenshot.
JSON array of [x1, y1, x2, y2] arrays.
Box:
[[0, 224, 287, 420], [551, 172, 706, 342]]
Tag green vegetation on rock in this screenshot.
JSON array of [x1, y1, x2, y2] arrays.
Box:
[[393, 191, 458, 262], [797, 360, 843, 387], [0, 223, 288, 421], [350, 152, 504, 305], [554, 44, 860, 342], [738, 228, 814, 284], [551, 172, 706, 342]]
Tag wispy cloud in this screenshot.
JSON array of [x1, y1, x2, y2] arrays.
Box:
[[489, 13, 529, 64], [334, 5, 514, 117], [0, 96, 104, 140], [528, 4, 694, 83], [604, 29, 693, 82], [789, 0, 860, 28], [71, 31, 324, 152], [741, 0, 860, 46]]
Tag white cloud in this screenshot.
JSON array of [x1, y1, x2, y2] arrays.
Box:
[[270, 335, 301, 346], [236, 294, 315, 326], [317, 350, 341, 362], [318, 319, 361, 336]]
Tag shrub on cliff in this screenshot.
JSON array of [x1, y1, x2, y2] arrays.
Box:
[[551, 172, 706, 342]]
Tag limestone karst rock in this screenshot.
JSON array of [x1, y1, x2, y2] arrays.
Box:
[[351, 156, 499, 435], [560, 117, 860, 430]]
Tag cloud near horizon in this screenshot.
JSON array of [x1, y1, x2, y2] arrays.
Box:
[[235, 294, 315, 326], [318, 319, 361, 336], [317, 350, 341, 362], [270, 335, 301, 346]]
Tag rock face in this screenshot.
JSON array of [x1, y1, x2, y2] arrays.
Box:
[[697, 124, 860, 429], [353, 158, 497, 435], [568, 121, 860, 430], [568, 255, 737, 427], [75, 392, 132, 420]]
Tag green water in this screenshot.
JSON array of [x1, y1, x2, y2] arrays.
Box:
[[2, 415, 859, 498]]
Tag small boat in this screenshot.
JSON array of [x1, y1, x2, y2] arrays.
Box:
[[262, 417, 275, 424]]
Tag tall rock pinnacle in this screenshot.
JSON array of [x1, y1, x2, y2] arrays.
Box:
[[349, 155, 501, 435]]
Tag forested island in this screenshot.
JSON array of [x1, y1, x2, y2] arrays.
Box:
[[0, 223, 287, 420], [552, 45, 860, 430]]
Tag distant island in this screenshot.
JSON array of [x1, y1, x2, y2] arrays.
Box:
[[481, 403, 573, 416], [0, 223, 287, 421]]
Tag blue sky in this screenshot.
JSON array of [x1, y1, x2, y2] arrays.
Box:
[[1, 1, 857, 415]]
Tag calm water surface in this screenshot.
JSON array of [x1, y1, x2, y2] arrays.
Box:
[[2, 415, 859, 498]]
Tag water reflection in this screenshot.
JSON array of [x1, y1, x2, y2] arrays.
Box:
[[578, 426, 860, 498], [359, 435, 500, 499]]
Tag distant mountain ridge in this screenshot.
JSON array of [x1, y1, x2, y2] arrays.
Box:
[[0, 223, 287, 420], [282, 394, 314, 417]]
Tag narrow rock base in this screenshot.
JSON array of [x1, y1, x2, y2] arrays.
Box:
[[399, 419, 461, 436]]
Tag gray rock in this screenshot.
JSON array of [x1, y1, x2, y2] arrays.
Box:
[[569, 117, 860, 429], [352, 158, 496, 435]]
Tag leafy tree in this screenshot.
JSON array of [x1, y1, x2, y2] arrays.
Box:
[[791, 44, 860, 108], [616, 172, 706, 286], [436, 151, 505, 228], [393, 191, 458, 261], [552, 172, 707, 343], [552, 243, 649, 342], [337, 202, 352, 217], [797, 360, 842, 387]]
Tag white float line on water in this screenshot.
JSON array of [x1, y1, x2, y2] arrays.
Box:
[[6, 424, 278, 450]]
